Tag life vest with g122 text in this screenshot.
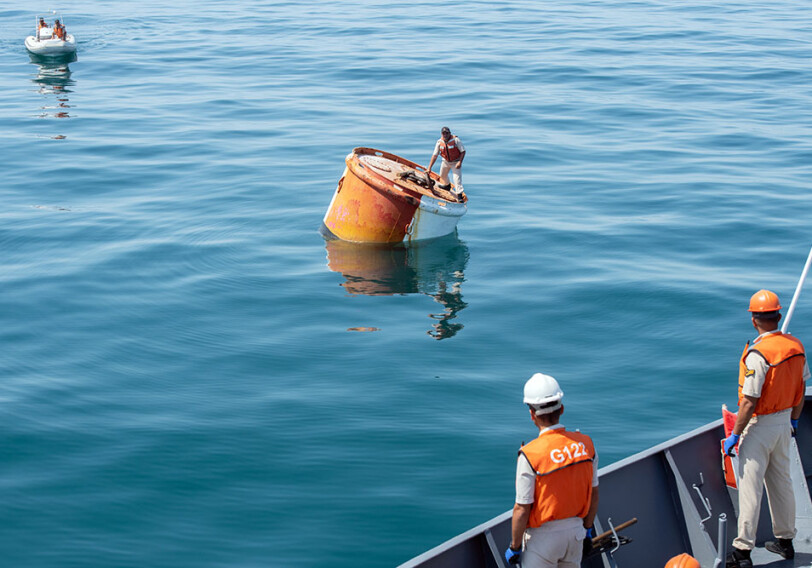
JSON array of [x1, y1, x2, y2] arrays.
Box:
[[519, 428, 595, 528]]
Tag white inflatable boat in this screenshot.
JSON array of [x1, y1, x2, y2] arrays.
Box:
[[25, 13, 76, 56]]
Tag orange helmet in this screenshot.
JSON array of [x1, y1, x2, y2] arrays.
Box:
[[749, 289, 781, 313], [665, 553, 700, 568]]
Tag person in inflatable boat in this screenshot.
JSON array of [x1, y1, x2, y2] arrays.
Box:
[[53, 20, 66, 40]]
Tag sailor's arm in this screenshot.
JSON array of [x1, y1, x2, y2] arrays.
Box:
[[792, 397, 804, 421], [427, 140, 441, 172], [733, 395, 758, 435], [584, 486, 599, 529], [584, 451, 599, 528], [734, 352, 768, 435], [793, 358, 810, 421], [511, 454, 535, 549], [454, 138, 465, 167], [510, 503, 531, 549]]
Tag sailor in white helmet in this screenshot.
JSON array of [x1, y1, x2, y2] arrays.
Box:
[[505, 373, 600, 568]]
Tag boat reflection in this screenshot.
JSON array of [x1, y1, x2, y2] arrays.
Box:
[[324, 233, 470, 340], [30, 52, 76, 125]]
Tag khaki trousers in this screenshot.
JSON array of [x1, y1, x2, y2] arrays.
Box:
[[523, 523, 584, 568], [439, 160, 463, 194], [733, 410, 796, 550]]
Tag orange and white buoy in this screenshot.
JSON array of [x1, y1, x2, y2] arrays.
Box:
[[320, 147, 467, 243]]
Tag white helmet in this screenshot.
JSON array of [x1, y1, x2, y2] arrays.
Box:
[[523, 373, 564, 414]]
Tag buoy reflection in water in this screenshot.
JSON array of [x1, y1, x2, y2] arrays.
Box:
[[324, 233, 469, 340]]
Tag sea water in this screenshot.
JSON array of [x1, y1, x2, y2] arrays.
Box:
[[2, 1, 812, 566]]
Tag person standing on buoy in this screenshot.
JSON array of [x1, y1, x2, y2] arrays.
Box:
[[723, 290, 808, 567], [427, 127, 465, 195], [505, 373, 599, 567]]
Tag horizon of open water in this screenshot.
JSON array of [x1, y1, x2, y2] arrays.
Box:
[[2, 0, 812, 566]]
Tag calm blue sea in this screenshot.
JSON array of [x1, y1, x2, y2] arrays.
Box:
[[2, 0, 812, 566]]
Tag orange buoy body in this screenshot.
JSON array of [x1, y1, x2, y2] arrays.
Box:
[[321, 147, 467, 243]]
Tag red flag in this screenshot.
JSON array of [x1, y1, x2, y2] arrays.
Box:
[[721, 405, 739, 489]]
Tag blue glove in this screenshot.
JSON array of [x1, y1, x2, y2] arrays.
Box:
[[791, 418, 798, 437], [583, 527, 595, 556], [505, 546, 522, 565], [724, 433, 740, 456]]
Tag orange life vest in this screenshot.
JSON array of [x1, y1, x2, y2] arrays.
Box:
[[519, 428, 595, 528], [738, 332, 805, 415], [439, 137, 462, 162]]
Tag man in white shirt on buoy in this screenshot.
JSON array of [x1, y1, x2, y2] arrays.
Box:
[[505, 373, 599, 568], [427, 126, 465, 195]]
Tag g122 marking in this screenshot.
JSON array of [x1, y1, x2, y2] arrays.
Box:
[[550, 442, 587, 464]]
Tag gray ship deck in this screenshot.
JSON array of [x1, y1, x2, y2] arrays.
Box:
[[399, 387, 812, 568], [749, 513, 811, 567]]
